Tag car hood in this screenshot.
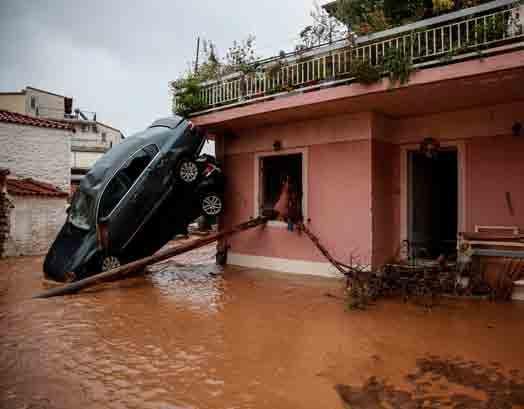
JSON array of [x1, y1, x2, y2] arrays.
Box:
[[43, 223, 98, 282]]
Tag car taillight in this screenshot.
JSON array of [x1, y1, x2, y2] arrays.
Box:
[[204, 163, 218, 176]]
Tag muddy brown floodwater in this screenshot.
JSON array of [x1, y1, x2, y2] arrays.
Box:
[[1, 244, 524, 409]]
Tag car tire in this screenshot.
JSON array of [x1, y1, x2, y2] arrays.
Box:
[[177, 158, 199, 184], [101, 255, 121, 272], [201, 193, 223, 216]]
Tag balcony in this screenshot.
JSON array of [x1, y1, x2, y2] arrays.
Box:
[[173, 0, 524, 116]]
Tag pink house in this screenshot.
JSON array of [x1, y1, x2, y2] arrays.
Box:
[[182, 0, 524, 277]]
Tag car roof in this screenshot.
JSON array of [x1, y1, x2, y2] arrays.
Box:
[[149, 116, 185, 129]]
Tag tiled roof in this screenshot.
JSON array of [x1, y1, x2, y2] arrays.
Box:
[[0, 110, 74, 131], [6, 178, 68, 198]]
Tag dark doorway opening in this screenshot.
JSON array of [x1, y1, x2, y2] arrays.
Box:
[[260, 153, 303, 217], [408, 149, 458, 259]]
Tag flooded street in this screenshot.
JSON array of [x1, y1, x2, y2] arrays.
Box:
[[1, 246, 524, 409]]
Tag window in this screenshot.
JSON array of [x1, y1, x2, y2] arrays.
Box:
[[101, 132, 107, 143], [98, 144, 158, 219], [30, 96, 36, 109], [259, 153, 303, 222], [69, 191, 93, 230]]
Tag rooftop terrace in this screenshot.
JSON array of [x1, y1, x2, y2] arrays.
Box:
[[173, 0, 524, 117]]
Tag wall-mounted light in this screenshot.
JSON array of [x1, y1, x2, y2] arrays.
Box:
[[420, 137, 441, 159], [512, 122, 522, 137]]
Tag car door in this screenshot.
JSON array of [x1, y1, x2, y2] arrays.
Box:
[[97, 144, 160, 252]]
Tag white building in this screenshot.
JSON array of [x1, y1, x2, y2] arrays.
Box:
[[64, 118, 123, 189], [0, 86, 123, 191], [0, 110, 72, 256]]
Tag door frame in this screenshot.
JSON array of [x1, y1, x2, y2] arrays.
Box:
[[399, 141, 467, 256]]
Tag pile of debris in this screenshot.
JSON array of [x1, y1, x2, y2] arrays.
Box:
[[299, 223, 522, 309]]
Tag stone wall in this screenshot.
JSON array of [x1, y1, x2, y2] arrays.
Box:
[[0, 193, 13, 258], [0, 122, 71, 193], [4, 196, 67, 256]]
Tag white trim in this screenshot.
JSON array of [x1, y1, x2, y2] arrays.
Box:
[[474, 225, 519, 234], [228, 252, 343, 278], [399, 141, 467, 252], [253, 147, 309, 225], [468, 241, 524, 248]]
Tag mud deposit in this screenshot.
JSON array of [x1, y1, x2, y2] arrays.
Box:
[[1, 245, 524, 409], [336, 357, 524, 408]]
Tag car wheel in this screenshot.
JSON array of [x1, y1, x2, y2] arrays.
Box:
[[177, 158, 199, 183], [101, 255, 121, 272], [201, 193, 223, 216]]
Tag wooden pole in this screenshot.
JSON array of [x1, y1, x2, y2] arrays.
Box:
[[34, 217, 268, 299], [298, 223, 354, 277]]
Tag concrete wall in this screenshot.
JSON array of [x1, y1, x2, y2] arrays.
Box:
[[0, 122, 71, 193], [0, 94, 26, 114], [25, 88, 65, 119], [99, 123, 123, 146], [71, 151, 104, 170], [70, 122, 122, 170], [5, 196, 67, 256]]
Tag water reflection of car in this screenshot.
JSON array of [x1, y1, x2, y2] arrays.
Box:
[[44, 116, 224, 282]]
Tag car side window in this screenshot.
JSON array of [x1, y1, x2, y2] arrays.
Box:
[[98, 144, 159, 220]]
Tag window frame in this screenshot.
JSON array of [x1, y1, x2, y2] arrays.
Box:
[[96, 143, 160, 222], [254, 148, 308, 228]]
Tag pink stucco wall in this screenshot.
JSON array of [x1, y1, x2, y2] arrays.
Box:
[[202, 49, 524, 273], [466, 134, 524, 231], [371, 140, 399, 266], [308, 141, 372, 265], [222, 137, 374, 266], [220, 100, 524, 272]]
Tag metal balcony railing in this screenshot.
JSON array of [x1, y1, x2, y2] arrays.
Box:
[[175, 0, 523, 115]]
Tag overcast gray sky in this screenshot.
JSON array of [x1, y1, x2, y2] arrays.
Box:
[[0, 0, 316, 137]]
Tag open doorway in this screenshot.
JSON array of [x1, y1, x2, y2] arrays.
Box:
[[259, 153, 303, 220], [408, 149, 458, 259]]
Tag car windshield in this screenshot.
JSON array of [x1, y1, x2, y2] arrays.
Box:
[[69, 190, 93, 230]]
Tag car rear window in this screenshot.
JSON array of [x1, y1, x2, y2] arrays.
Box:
[[98, 144, 158, 220]]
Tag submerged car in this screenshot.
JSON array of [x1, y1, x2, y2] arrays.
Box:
[[44, 116, 225, 282]]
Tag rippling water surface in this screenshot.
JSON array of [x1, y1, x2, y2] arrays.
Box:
[[1, 245, 524, 409]]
